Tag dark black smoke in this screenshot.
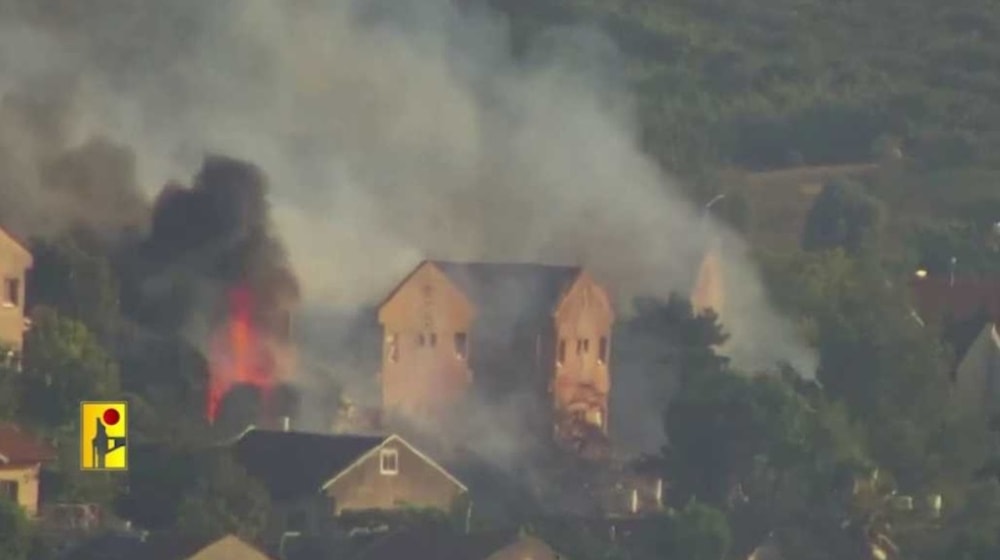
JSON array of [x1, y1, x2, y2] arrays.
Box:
[[122, 155, 300, 333], [0, 77, 148, 241]]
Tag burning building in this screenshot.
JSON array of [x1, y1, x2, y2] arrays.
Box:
[[376, 260, 615, 458], [126, 156, 301, 432]]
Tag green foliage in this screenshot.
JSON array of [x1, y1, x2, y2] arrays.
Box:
[[615, 294, 729, 399], [0, 498, 30, 560], [174, 451, 270, 542], [661, 502, 731, 560], [43, 426, 121, 506], [18, 306, 120, 429], [27, 236, 122, 340], [338, 507, 457, 533], [497, 0, 1000, 173], [664, 368, 868, 510], [802, 179, 885, 255]]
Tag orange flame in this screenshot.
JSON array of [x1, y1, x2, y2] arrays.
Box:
[[207, 285, 274, 422]]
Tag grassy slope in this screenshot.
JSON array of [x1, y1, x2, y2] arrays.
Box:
[[490, 0, 1000, 253]]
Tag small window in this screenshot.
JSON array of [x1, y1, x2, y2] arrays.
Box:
[[557, 339, 566, 366], [0, 480, 17, 502], [630, 489, 639, 514], [583, 339, 590, 353], [590, 409, 603, 428], [380, 448, 399, 475], [428, 333, 437, 347], [2, 278, 17, 307], [598, 337, 608, 365], [417, 333, 426, 347], [387, 333, 399, 362], [454, 333, 468, 360]]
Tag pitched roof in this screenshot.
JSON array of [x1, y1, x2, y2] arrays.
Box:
[[910, 276, 1000, 324], [0, 423, 55, 465], [232, 429, 387, 501], [0, 225, 31, 262], [430, 260, 581, 320], [353, 526, 523, 560]]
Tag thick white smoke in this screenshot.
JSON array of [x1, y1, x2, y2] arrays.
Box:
[[0, 0, 815, 453]]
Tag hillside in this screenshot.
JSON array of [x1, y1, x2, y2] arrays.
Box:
[[493, 0, 1000, 173]]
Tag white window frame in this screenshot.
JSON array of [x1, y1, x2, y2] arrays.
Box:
[[379, 448, 399, 476]]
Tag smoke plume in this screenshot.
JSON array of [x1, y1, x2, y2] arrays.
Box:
[[0, 0, 816, 454]]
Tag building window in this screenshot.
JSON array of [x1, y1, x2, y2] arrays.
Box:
[[584, 339, 590, 353], [598, 337, 608, 365], [576, 338, 590, 355], [630, 489, 639, 514], [380, 448, 399, 475], [0, 481, 17, 503], [2, 278, 17, 307], [454, 333, 468, 360], [590, 409, 603, 428], [387, 333, 399, 362], [428, 333, 437, 347], [417, 333, 426, 347]]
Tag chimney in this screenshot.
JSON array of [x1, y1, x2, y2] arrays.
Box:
[[282, 416, 291, 432]]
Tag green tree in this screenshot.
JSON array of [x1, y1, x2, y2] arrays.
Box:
[[174, 451, 270, 542], [802, 179, 885, 256], [27, 235, 122, 340], [18, 306, 120, 429], [634, 502, 731, 560], [0, 498, 31, 560]]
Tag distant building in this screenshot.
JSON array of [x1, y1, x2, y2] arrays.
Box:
[[0, 422, 56, 517], [377, 260, 615, 457], [229, 428, 468, 539], [0, 226, 32, 356]]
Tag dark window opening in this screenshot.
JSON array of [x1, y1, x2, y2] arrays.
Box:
[[557, 339, 566, 365], [598, 337, 608, 364], [417, 333, 426, 347], [2, 278, 18, 306], [454, 333, 468, 359], [584, 339, 590, 353], [0, 480, 18, 502], [429, 333, 437, 347], [380, 448, 399, 475]]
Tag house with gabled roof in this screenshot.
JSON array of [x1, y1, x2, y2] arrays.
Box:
[[0, 225, 32, 356], [229, 428, 468, 539], [377, 260, 615, 458], [0, 422, 55, 517]]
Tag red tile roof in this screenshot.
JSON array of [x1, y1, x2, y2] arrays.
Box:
[[909, 277, 1000, 324], [0, 423, 56, 465]]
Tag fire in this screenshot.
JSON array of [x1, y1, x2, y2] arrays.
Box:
[[207, 285, 275, 422]]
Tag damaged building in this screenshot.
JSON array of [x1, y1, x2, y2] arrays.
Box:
[[376, 260, 615, 458]]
